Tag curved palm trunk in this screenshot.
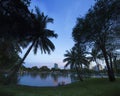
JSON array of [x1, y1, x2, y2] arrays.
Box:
[[7, 40, 36, 84]]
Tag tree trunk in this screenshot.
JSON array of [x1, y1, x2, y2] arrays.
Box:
[[101, 47, 115, 82], [7, 40, 36, 84], [79, 64, 84, 77], [75, 64, 83, 81], [108, 53, 115, 80], [113, 56, 118, 74]]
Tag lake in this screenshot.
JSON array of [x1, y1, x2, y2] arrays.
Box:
[[18, 72, 111, 87], [18, 72, 78, 87]]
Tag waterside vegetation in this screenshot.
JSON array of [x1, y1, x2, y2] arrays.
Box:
[[0, 0, 120, 96]]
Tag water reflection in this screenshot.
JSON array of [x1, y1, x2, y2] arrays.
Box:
[[39, 72, 50, 80], [30, 72, 38, 78], [18, 72, 74, 87], [70, 73, 79, 82], [18, 72, 111, 87], [51, 73, 59, 85]]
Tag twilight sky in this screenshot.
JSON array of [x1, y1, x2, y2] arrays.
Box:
[[20, 0, 95, 68]]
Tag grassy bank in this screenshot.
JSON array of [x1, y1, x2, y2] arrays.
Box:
[[0, 78, 120, 96]]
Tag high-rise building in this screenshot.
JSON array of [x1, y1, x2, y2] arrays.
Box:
[[54, 63, 58, 69]]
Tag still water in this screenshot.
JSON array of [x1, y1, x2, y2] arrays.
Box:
[[18, 72, 78, 87]]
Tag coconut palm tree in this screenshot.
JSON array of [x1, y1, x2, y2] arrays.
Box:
[[89, 48, 101, 71], [63, 47, 89, 81], [63, 49, 83, 81], [8, 7, 57, 78], [63, 49, 76, 70]]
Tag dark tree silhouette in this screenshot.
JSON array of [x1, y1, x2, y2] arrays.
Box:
[[72, 0, 120, 82], [8, 7, 57, 81], [63, 47, 89, 81]]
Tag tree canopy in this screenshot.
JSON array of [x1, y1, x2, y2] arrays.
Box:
[[0, 0, 58, 84], [72, 0, 120, 81]]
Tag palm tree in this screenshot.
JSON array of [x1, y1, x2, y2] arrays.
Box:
[[73, 43, 89, 69], [8, 7, 57, 78], [63, 48, 89, 81], [63, 49, 76, 69], [89, 48, 101, 71]]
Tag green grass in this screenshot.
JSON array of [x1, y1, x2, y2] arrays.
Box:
[[0, 78, 120, 96]]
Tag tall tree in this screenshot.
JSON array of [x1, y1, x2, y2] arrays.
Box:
[[8, 7, 57, 80], [89, 47, 102, 71], [0, 0, 35, 84], [63, 49, 83, 81], [0, 0, 34, 60], [72, 0, 120, 81], [63, 47, 89, 81], [0, 0, 34, 39]]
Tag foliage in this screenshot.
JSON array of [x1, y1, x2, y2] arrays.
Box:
[[0, 40, 21, 84], [72, 0, 120, 81], [114, 59, 120, 73], [0, 0, 58, 84], [39, 66, 50, 71], [63, 49, 76, 69], [31, 66, 39, 71], [63, 47, 89, 81], [0, 0, 34, 44], [0, 0, 33, 70], [9, 7, 57, 75]]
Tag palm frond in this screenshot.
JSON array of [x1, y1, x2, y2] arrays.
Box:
[[33, 39, 39, 54], [45, 29, 58, 38]]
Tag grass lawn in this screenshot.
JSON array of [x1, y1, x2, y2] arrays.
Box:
[[0, 78, 120, 96]]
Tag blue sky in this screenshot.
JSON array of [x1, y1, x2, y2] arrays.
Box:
[[20, 0, 95, 68]]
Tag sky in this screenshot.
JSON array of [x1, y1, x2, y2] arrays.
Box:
[[20, 0, 95, 69]]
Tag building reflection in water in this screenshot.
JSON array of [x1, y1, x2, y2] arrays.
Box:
[[18, 72, 77, 86]]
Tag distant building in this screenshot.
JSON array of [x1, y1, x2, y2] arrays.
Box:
[[54, 63, 58, 69]]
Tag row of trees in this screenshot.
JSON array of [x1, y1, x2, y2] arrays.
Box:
[[20, 66, 64, 72], [0, 0, 57, 84], [64, 0, 120, 82]]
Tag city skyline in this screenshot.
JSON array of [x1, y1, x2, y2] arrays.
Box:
[[20, 0, 95, 68]]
